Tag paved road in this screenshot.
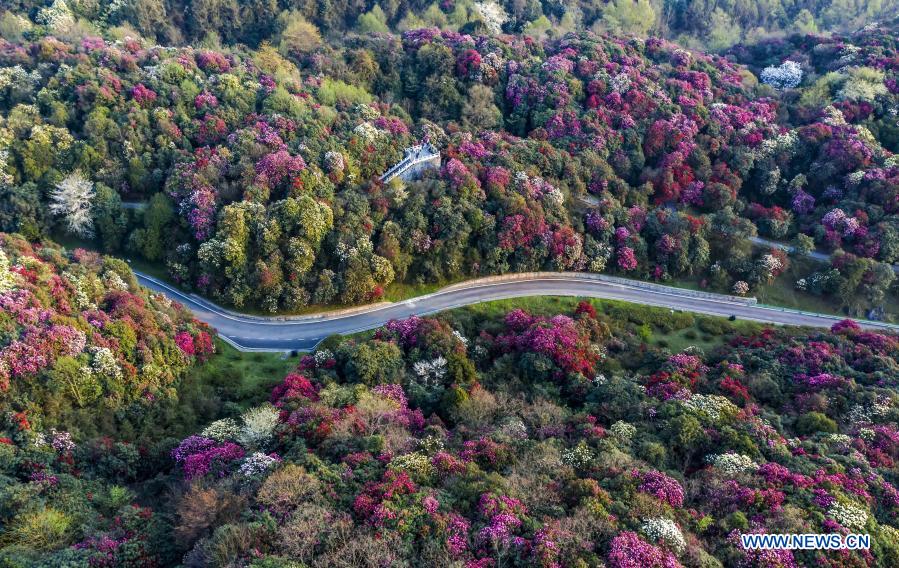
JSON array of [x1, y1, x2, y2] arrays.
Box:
[[133, 271, 899, 352], [750, 236, 899, 274], [749, 236, 830, 262]]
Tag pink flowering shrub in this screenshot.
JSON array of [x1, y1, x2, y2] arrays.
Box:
[[171, 435, 245, 480], [635, 469, 685, 507], [270, 372, 320, 406], [0, 235, 212, 422], [617, 247, 638, 271], [353, 470, 421, 528], [607, 531, 681, 568], [130, 83, 157, 106], [496, 308, 603, 377], [254, 149, 306, 191]]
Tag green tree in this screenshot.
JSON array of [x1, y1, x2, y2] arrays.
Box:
[[0, 183, 46, 240], [49, 356, 102, 407], [795, 412, 838, 435], [792, 9, 818, 34], [596, 0, 655, 36], [357, 5, 389, 33], [838, 67, 888, 102], [93, 184, 128, 252], [666, 414, 705, 466], [344, 340, 404, 385], [462, 84, 502, 130], [131, 193, 174, 262], [278, 11, 322, 58], [792, 234, 815, 257], [706, 8, 741, 51]]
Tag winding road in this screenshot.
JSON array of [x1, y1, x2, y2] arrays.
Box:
[[134, 271, 899, 352]]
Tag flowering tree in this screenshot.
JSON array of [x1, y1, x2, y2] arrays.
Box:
[[760, 61, 803, 90], [49, 172, 95, 237]]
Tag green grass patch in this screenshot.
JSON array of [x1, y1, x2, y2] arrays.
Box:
[[191, 339, 301, 407], [382, 279, 457, 302], [752, 256, 859, 316], [666, 254, 872, 319], [130, 340, 302, 442]]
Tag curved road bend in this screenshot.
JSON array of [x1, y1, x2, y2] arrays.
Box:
[[134, 272, 899, 352]]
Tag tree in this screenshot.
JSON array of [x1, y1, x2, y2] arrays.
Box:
[[131, 193, 174, 262], [278, 12, 322, 58], [357, 5, 389, 33], [462, 85, 502, 130], [706, 8, 741, 51], [838, 67, 888, 102], [4, 508, 72, 551], [792, 9, 818, 34], [795, 412, 837, 435], [666, 414, 705, 466], [760, 61, 803, 90], [523, 15, 552, 39], [93, 184, 128, 252], [311, 269, 338, 305], [185, 0, 240, 43], [48, 356, 102, 407], [120, 0, 174, 42], [0, 248, 16, 293], [792, 234, 815, 257], [343, 340, 404, 385], [596, 0, 655, 36], [0, 183, 46, 240], [49, 171, 95, 238]]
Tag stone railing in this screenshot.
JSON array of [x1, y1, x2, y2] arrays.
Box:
[[379, 146, 440, 183]]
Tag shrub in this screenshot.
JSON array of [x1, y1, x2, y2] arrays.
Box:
[[795, 412, 838, 435]]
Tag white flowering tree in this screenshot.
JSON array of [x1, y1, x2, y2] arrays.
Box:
[[239, 452, 280, 477], [610, 420, 637, 445], [473, 1, 508, 34], [389, 452, 436, 483], [732, 281, 750, 296], [91, 347, 123, 382], [36, 0, 75, 33], [49, 171, 95, 238], [561, 441, 594, 470], [202, 418, 241, 442], [828, 502, 869, 530], [760, 61, 803, 90], [641, 518, 686, 554], [706, 452, 758, 475], [412, 356, 448, 388], [238, 404, 280, 448]]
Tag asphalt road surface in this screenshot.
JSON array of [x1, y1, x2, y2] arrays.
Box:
[[134, 271, 899, 352]]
